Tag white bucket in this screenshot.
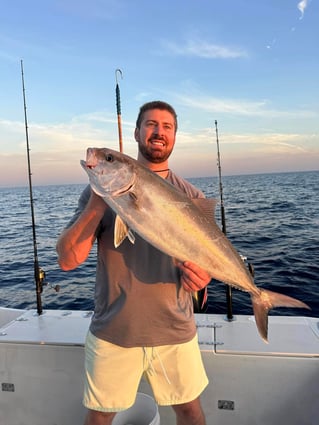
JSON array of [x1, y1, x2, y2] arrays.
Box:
[[112, 392, 160, 425]]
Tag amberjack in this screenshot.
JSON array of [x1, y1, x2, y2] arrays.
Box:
[[81, 147, 309, 342]]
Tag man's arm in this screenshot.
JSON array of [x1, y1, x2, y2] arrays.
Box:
[[56, 191, 107, 271]]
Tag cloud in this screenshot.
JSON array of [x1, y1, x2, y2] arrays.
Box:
[[0, 109, 139, 187], [222, 132, 315, 153], [298, 0, 308, 19], [0, 113, 124, 154], [175, 128, 317, 153], [1, 117, 317, 186], [162, 38, 247, 59], [170, 130, 319, 177], [1, 87, 318, 186], [174, 93, 316, 119]]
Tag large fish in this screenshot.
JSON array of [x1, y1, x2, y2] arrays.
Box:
[[81, 147, 309, 342]]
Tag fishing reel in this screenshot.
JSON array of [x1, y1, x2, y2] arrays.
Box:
[[37, 268, 60, 293]]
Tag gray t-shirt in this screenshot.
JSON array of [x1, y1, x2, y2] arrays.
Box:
[[69, 170, 205, 347]]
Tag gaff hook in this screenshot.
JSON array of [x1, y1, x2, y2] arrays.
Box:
[[115, 68, 123, 152], [115, 68, 123, 85]]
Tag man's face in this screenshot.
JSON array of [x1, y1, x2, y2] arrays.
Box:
[[135, 109, 176, 163]]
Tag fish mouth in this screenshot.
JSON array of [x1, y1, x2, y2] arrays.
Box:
[[80, 159, 91, 170]]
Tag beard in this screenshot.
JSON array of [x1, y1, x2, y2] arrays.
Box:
[[138, 141, 173, 164]]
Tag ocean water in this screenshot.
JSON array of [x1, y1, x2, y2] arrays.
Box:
[[0, 170, 318, 318]]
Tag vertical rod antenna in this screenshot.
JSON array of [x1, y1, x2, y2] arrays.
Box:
[[215, 120, 233, 320], [21, 60, 43, 315]]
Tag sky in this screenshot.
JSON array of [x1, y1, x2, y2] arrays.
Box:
[[0, 0, 318, 187]]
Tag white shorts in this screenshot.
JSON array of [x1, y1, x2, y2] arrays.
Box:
[[83, 331, 208, 412]]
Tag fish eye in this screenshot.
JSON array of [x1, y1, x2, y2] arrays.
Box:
[[105, 154, 114, 162]]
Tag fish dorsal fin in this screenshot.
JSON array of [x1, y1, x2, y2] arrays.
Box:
[[114, 215, 135, 248], [191, 198, 218, 222]]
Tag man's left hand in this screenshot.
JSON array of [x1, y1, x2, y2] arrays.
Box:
[[177, 261, 211, 292]]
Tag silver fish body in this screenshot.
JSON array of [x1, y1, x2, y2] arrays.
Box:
[[81, 147, 309, 342]]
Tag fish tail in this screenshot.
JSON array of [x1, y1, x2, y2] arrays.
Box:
[[252, 289, 310, 343]]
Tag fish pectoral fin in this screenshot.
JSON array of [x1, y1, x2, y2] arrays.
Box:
[[114, 215, 135, 248]]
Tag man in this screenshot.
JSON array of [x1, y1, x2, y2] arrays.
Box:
[[56, 101, 211, 425]]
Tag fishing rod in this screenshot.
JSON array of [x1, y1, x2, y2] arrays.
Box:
[[115, 69, 123, 152], [20, 60, 44, 315], [215, 120, 233, 320]]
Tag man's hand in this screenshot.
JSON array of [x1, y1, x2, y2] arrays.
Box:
[[176, 261, 211, 292]]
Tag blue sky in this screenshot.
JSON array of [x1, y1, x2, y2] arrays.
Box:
[[0, 0, 318, 187]]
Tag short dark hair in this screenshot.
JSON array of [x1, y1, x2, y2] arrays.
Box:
[[135, 101, 178, 132]]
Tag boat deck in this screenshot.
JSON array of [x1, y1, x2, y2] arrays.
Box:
[[1, 308, 318, 354], [0, 308, 318, 425]]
